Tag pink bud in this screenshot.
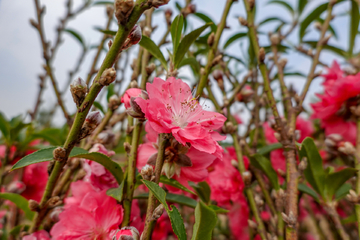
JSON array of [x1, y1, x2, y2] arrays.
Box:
[[86, 111, 102, 126], [122, 25, 142, 50], [113, 226, 139, 240], [212, 69, 223, 81], [7, 181, 26, 194]]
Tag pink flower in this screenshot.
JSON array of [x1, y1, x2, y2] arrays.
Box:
[[137, 123, 217, 185], [151, 213, 174, 240], [51, 186, 123, 239], [21, 162, 49, 202], [113, 226, 140, 240], [207, 147, 247, 206], [311, 72, 360, 144], [121, 88, 143, 109], [83, 143, 118, 190], [23, 230, 51, 240], [135, 77, 227, 159], [228, 195, 250, 240], [321, 61, 344, 90]]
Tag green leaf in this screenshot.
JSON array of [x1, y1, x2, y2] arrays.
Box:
[[298, 183, 319, 202], [106, 84, 115, 102], [107, 180, 125, 201], [160, 176, 196, 195], [315, 18, 338, 40], [324, 168, 357, 201], [0, 193, 35, 220], [134, 192, 197, 208], [258, 17, 288, 27], [142, 180, 187, 240], [223, 32, 247, 49], [64, 29, 86, 48], [298, 0, 308, 16], [268, 0, 294, 15], [299, 137, 326, 198], [341, 214, 357, 224], [349, 0, 359, 57], [257, 143, 282, 155], [303, 41, 347, 57], [171, 14, 184, 57], [31, 128, 64, 146], [178, 57, 200, 72], [250, 154, 280, 190], [139, 35, 168, 70], [299, 2, 327, 41], [191, 201, 217, 240], [0, 112, 10, 141], [93, 101, 106, 114], [193, 13, 217, 32], [11, 147, 88, 171], [92, 1, 113, 5], [94, 27, 117, 36], [208, 205, 229, 214], [75, 152, 124, 184], [335, 183, 352, 201], [10, 225, 29, 237], [174, 23, 211, 68], [189, 181, 211, 204]]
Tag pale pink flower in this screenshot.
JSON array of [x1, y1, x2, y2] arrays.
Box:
[[207, 147, 247, 206], [23, 230, 51, 240], [121, 88, 143, 109], [83, 143, 118, 190], [51, 187, 123, 240], [135, 77, 227, 159], [137, 123, 217, 185]]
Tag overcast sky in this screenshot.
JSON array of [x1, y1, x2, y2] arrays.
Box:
[[0, 0, 356, 125]]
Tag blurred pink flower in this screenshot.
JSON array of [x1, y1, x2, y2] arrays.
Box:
[[135, 77, 226, 159], [121, 88, 142, 109], [228, 195, 250, 240], [23, 230, 51, 240], [207, 147, 247, 206], [83, 143, 118, 191], [151, 213, 174, 240], [51, 186, 123, 239], [321, 61, 344, 90], [21, 162, 49, 202]]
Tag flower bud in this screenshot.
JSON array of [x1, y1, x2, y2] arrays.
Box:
[[259, 47, 266, 62], [236, 85, 254, 103], [121, 88, 143, 109], [79, 111, 103, 139], [114, 0, 134, 24], [122, 25, 142, 50], [7, 181, 26, 194], [99, 68, 116, 86], [211, 54, 223, 67], [338, 141, 356, 155], [164, 9, 173, 25], [50, 207, 63, 222], [97, 131, 115, 145], [238, 17, 248, 26], [247, 219, 258, 229], [113, 226, 140, 240], [130, 80, 139, 88], [242, 171, 252, 186], [162, 162, 177, 179], [212, 69, 223, 81], [270, 33, 280, 45], [140, 164, 154, 181], [70, 77, 87, 107], [108, 95, 121, 111], [152, 204, 164, 220], [126, 97, 145, 119], [146, 63, 156, 75], [207, 32, 215, 47]]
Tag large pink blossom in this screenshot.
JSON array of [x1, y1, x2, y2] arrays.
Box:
[[207, 147, 247, 206], [311, 69, 360, 144], [135, 77, 227, 159], [51, 181, 123, 240], [321, 61, 344, 90], [83, 143, 118, 191], [137, 123, 217, 185]]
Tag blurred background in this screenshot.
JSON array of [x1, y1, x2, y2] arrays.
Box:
[[0, 0, 357, 125]]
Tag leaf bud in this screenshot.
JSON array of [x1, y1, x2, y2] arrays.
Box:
[[259, 47, 266, 62], [236, 85, 254, 103], [140, 164, 155, 181], [70, 77, 87, 107], [79, 111, 103, 139], [207, 32, 215, 47], [29, 19, 38, 29], [53, 147, 67, 162], [99, 68, 117, 86], [108, 40, 113, 49], [28, 200, 40, 212], [162, 162, 177, 179], [247, 219, 258, 229], [152, 204, 165, 220], [164, 9, 173, 25], [108, 95, 121, 111], [211, 54, 223, 67], [114, 0, 134, 24], [270, 33, 280, 45], [123, 142, 131, 154], [238, 17, 248, 26], [145, 63, 156, 75], [130, 80, 139, 88]]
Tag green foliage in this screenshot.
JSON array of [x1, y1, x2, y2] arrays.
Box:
[[106, 180, 125, 201], [0, 193, 35, 220], [223, 32, 247, 49], [174, 23, 212, 68], [0, 113, 30, 146], [178, 57, 200, 72], [171, 15, 184, 57], [349, 0, 359, 57], [189, 181, 211, 204], [298, 183, 319, 202], [93, 101, 106, 114], [160, 176, 196, 195], [268, 0, 294, 15], [335, 183, 352, 201], [324, 168, 357, 201], [64, 29, 86, 48], [94, 27, 117, 36], [134, 192, 198, 208], [193, 13, 217, 32], [139, 35, 168, 70], [257, 143, 282, 155], [191, 201, 217, 240], [250, 154, 280, 190], [142, 180, 187, 240]]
